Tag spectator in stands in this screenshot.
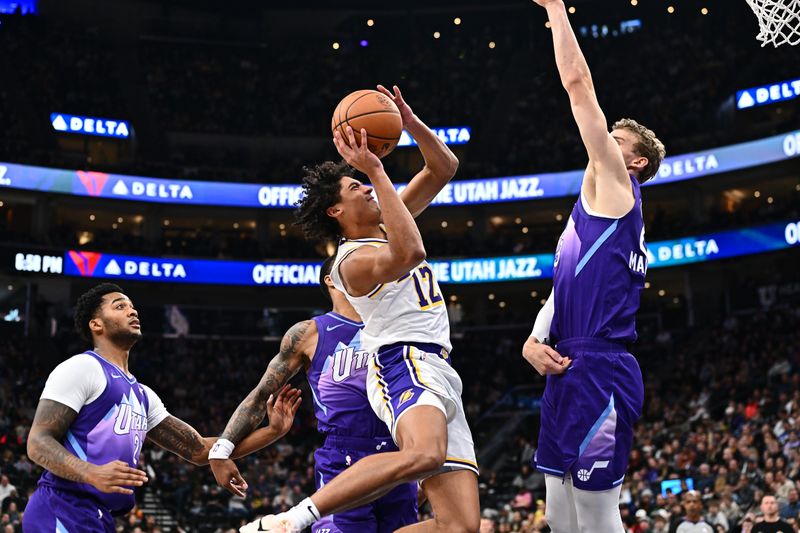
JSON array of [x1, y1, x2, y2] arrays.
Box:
[[652, 510, 670, 533], [779, 488, 800, 520], [0, 477, 14, 508], [695, 463, 716, 495], [752, 495, 794, 533], [705, 499, 730, 532], [634, 509, 652, 532]]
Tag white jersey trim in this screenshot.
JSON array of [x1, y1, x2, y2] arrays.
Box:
[[39, 353, 170, 428], [581, 191, 625, 220], [40, 353, 107, 413], [141, 384, 170, 430]]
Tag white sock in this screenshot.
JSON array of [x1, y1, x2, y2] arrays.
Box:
[[283, 497, 321, 530]]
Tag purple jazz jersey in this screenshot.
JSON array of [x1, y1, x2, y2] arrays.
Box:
[[308, 313, 417, 532], [309, 313, 392, 439], [535, 178, 647, 491], [550, 176, 647, 344], [24, 351, 150, 532]]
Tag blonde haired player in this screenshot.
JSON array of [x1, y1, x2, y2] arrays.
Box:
[[241, 85, 479, 533], [523, 1, 665, 532]]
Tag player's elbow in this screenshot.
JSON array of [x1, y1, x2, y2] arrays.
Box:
[[562, 74, 593, 98], [26, 429, 45, 462], [394, 247, 426, 274], [26, 435, 38, 464], [402, 245, 426, 268], [443, 153, 459, 178]]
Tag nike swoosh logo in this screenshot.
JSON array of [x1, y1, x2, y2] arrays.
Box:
[[326, 324, 344, 331], [111, 373, 122, 378]]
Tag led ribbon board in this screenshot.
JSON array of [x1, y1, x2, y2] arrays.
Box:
[[1, 130, 798, 207], [44, 221, 798, 285]]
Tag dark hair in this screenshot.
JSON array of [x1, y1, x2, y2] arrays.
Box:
[[294, 160, 354, 243], [319, 255, 336, 303], [74, 283, 124, 341]]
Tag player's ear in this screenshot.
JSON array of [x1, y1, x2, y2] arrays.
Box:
[[326, 204, 343, 219], [89, 316, 103, 335], [324, 275, 335, 290], [632, 156, 648, 173]]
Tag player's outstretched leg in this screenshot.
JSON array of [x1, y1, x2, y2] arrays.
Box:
[[395, 469, 479, 533], [241, 406, 449, 533]]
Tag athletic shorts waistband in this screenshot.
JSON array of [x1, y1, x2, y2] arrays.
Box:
[[378, 342, 449, 359], [323, 434, 397, 452], [555, 337, 628, 354]]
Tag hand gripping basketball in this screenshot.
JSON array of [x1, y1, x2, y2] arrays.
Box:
[[333, 126, 384, 177], [331, 89, 402, 158], [376, 84, 416, 127]]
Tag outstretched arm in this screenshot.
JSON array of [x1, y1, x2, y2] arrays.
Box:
[[376, 85, 459, 218], [334, 127, 427, 296], [147, 386, 302, 466], [219, 322, 312, 444], [207, 320, 314, 495], [28, 399, 148, 494], [535, 0, 632, 215]]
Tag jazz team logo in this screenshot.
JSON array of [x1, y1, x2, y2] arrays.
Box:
[[76, 171, 110, 196], [68, 251, 104, 277]]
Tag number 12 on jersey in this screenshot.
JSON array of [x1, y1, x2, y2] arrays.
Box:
[[399, 265, 443, 310]]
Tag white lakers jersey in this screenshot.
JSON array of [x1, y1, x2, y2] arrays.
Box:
[[331, 237, 452, 355]]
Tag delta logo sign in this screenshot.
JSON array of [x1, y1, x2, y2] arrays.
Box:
[[67, 251, 104, 277], [51, 113, 131, 139], [75, 171, 111, 197], [398, 126, 471, 147], [66, 251, 188, 281], [736, 78, 800, 109]]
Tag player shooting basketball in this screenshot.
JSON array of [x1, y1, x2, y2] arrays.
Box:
[[241, 85, 480, 533], [522, 1, 665, 532]]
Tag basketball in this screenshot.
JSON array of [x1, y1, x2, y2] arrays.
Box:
[[331, 89, 403, 159]]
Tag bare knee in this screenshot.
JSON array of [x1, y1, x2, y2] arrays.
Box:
[[436, 513, 480, 533], [398, 448, 445, 478]]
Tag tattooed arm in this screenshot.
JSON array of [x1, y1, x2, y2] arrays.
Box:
[[219, 319, 315, 444], [27, 399, 148, 494], [28, 400, 87, 482], [209, 319, 315, 495], [147, 386, 302, 466], [146, 415, 208, 465]]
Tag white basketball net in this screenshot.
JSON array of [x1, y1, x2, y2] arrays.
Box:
[[746, 0, 800, 47]]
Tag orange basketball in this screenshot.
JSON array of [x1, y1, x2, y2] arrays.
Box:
[[331, 89, 403, 159]]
